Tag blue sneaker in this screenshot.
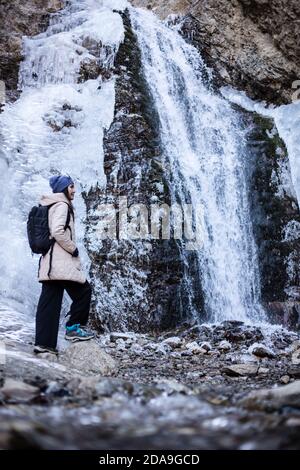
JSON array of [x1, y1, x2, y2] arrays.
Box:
[[65, 324, 95, 342]]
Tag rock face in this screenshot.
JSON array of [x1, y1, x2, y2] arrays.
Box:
[[132, 0, 300, 104], [0, 0, 64, 102], [84, 10, 203, 333], [242, 110, 300, 327]]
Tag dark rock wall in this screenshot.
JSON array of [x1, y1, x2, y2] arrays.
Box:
[[241, 110, 300, 327], [83, 10, 203, 333]]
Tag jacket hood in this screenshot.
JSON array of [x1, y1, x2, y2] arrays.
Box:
[[39, 192, 71, 207]]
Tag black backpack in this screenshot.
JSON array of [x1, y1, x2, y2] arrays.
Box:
[[27, 202, 71, 256]]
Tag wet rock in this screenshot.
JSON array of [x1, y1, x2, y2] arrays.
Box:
[[222, 364, 259, 377], [240, 380, 300, 411], [60, 341, 118, 376], [0, 379, 39, 403], [249, 344, 276, 359]]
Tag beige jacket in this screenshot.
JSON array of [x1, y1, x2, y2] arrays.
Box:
[[38, 192, 86, 284]]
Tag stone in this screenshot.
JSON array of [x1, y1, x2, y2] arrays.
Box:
[[287, 367, 300, 379], [249, 344, 276, 359], [129, 343, 144, 355], [181, 349, 193, 357], [199, 342, 212, 352], [280, 375, 290, 384], [240, 380, 300, 410], [116, 339, 126, 351], [291, 341, 300, 352], [162, 337, 182, 348], [94, 378, 135, 398], [292, 350, 300, 365], [222, 364, 259, 377], [217, 340, 232, 352], [60, 341, 118, 376], [46, 0, 64, 13], [258, 367, 269, 375], [110, 332, 136, 342], [285, 418, 300, 427], [186, 341, 206, 354], [0, 378, 39, 402], [154, 379, 191, 395]]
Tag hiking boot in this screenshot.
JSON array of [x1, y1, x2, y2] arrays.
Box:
[[65, 324, 95, 342], [34, 345, 59, 355]]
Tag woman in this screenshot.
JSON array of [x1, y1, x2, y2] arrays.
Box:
[[34, 175, 94, 355]]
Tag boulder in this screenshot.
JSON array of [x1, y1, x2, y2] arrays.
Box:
[[0, 378, 39, 402], [249, 344, 276, 359], [162, 337, 182, 348], [240, 380, 300, 410], [60, 341, 118, 376], [222, 364, 259, 377], [217, 340, 232, 352]]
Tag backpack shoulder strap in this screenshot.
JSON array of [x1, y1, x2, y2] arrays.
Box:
[[64, 205, 71, 231]]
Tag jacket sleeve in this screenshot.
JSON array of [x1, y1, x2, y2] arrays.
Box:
[[49, 202, 77, 254]]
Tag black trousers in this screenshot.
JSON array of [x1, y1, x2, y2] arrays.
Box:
[[35, 280, 92, 349]]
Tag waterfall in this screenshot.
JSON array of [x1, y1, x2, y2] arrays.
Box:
[[0, 0, 123, 332], [0, 0, 268, 332], [131, 7, 266, 323]]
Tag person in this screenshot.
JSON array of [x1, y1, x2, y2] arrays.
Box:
[[34, 175, 94, 355]]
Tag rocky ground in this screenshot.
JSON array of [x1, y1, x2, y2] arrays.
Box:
[[1, 319, 300, 449]]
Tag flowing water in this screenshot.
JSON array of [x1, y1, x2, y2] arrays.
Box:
[[131, 8, 265, 322]]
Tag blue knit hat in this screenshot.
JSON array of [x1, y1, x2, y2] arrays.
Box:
[[49, 175, 74, 193]]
